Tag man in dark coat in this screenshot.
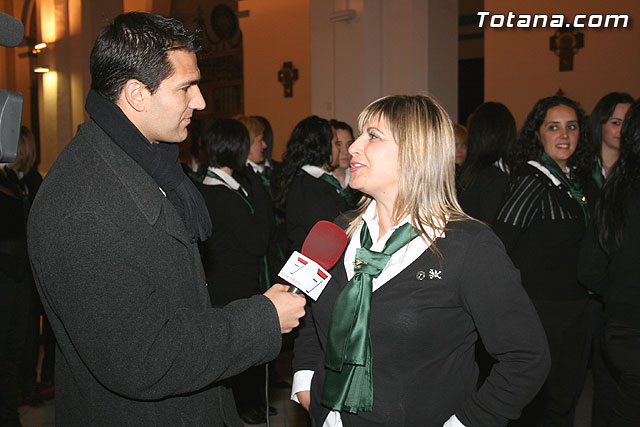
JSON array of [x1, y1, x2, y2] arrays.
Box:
[[26, 12, 305, 427]]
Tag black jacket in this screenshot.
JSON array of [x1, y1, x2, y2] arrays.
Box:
[[27, 120, 282, 426], [198, 177, 271, 306], [294, 219, 550, 426], [285, 172, 350, 252], [457, 165, 509, 224], [578, 189, 640, 328]]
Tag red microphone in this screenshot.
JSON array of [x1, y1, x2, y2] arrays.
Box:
[[279, 221, 348, 300]]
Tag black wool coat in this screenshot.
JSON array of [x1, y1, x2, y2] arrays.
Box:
[[27, 120, 282, 426]]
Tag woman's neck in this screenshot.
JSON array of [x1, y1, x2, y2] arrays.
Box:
[[333, 167, 346, 186], [601, 144, 620, 174], [375, 199, 396, 239], [220, 166, 233, 176]]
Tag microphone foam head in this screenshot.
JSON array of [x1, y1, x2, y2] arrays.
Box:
[[301, 221, 348, 271]]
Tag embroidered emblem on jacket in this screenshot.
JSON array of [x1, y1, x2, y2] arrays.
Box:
[[416, 271, 426, 281], [428, 269, 442, 280]]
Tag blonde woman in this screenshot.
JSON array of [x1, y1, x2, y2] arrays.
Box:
[[292, 95, 550, 426]]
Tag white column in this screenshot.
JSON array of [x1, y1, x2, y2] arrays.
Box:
[[311, 0, 458, 128]]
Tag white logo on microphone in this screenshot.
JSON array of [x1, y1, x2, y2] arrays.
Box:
[[278, 251, 332, 301]]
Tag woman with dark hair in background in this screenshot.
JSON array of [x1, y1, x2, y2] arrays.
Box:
[[456, 102, 516, 224], [253, 116, 275, 166], [329, 119, 354, 188], [197, 118, 273, 424], [330, 119, 362, 208], [578, 99, 640, 427], [274, 115, 349, 252], [583, 91, 633, 427], [494, 96, 596, 426], [589, 92, 634, 186]]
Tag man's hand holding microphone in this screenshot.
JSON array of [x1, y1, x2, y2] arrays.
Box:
[[264, 221, 348, 334]]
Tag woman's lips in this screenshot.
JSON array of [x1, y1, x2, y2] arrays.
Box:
[[350, 162, 365, 173]]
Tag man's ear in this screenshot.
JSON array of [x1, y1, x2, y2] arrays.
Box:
[[122, 79, 148, 112]]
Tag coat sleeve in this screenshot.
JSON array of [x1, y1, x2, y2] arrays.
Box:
[[454, 228, 551, 426], [31, 211, 282, 401]]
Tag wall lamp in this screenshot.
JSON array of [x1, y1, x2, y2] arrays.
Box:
[[32, 42, 47, 54]]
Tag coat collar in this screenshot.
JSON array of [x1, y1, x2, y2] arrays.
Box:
[[79, 119, 164, 226]]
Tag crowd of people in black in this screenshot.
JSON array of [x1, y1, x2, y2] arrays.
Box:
[[175, 91, 640, 426], [1, 13, 638, 426], [453, 93, 638, 427]]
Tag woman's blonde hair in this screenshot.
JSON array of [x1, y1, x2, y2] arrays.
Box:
[[234, 116, 265, 143], [347, 94, 467, 253]]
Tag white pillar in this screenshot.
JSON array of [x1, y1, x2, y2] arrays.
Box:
[[311, 0, 458, 128]]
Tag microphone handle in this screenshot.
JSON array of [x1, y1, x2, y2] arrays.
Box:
[[288, 285, 304, 294]]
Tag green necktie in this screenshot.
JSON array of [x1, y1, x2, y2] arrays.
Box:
[[258, 166, 273, 199], [591, 163, 604, 190], [538, 153, 590, 225], [322, 222, 418, 413], [319, 173, 358, 208]]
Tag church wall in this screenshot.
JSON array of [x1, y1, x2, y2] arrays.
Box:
[[238, 0, 312, 161], [484, 0, 640, 127]]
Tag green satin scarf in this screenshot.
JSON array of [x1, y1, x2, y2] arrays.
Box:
[[539, 153, 590, 225], [322, 221, 418, 413]]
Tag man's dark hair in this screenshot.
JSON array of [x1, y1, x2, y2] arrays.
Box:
[[90, 12, 201, 102], [202, 119, 250, 171]]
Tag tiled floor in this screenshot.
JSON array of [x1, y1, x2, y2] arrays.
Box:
[[19, 353, 594, 427]]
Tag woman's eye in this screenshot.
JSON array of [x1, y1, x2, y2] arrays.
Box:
[[611, 120, 622, 126], [548, 125, 558, 131], [568, 124, 578, 131]]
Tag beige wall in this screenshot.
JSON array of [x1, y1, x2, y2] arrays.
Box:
[[311, 0, 458, 133], [34, 0, 123, 172], [238, 0, 312, 161], [485, 0, 640, 128]]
